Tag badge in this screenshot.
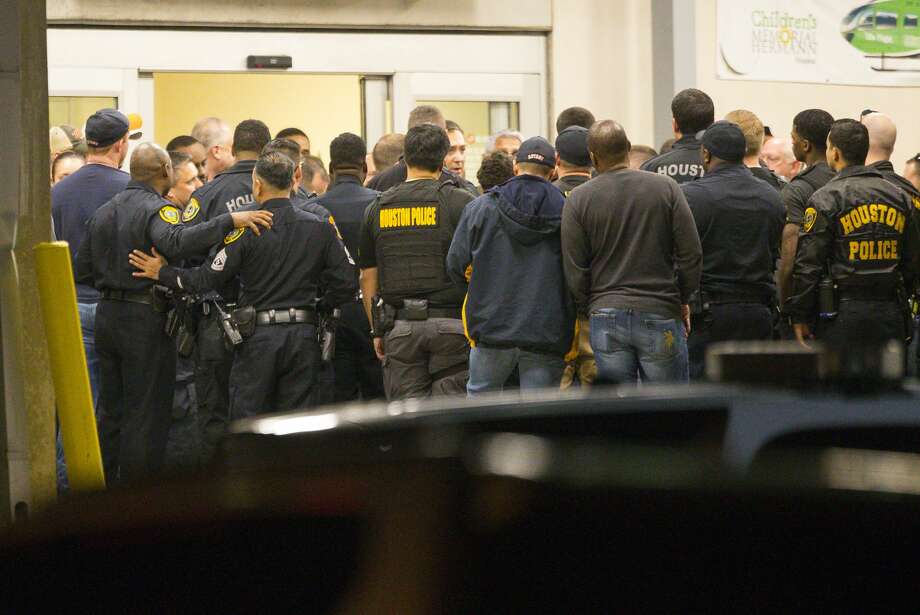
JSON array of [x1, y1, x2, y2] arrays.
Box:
[[912, 196, 920, 211], [182, 198, 200, 222], [803, 207, 817, 233], [211, 248, 227, 272], [159, 206, 180, 225], [224, 228, 246, 244]]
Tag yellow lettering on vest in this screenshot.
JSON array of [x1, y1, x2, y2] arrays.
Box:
[[840, 213, 854, 235], [870, 204, 879, 223], [869, 241, 878, 260], [849, 241, 860, 260], [878, 204, 889, 225], [858, 205, 870, 225], [893, 239, 899, 260], [897, 212, 905, 234], [886, 208, 897, 229], [850, 210, 862, 230], [859, 242, 870, 260]]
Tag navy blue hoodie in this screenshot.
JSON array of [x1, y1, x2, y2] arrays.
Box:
[[447, 174, 575, 356]]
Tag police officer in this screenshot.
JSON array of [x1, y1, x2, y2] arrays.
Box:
[[778, 109, 835, 307], [317, 133, 385, 402], [553, 126, 592, 196], [185, 119, 271, 461], [75, 143, 272, 482], [129, 151, 355, 419], [785, 119, 918, 354], [358, 123, 476, 400], [681, 122, 785, 379], [640, 89, 714, 184]]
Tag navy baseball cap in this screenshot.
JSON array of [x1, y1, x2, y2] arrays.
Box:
[[555, 126, 591, 167], [701, 120, 746, 162], [515, 136, 556, 169], [85, 108, 130, 148]]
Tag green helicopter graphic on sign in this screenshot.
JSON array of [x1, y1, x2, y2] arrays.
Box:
[[842, 0, 920, 69]]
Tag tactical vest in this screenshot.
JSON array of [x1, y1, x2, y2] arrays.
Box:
[[375, 183, 462, 306]]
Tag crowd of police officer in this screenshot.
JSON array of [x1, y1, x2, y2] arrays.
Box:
[[57, 90, 920, 483]]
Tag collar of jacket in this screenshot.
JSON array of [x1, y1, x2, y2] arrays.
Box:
[[126, 179, 163, 197], [870, 160, 895, 174], [261, 197, 292, 211], [675, 135, 702, 149], [834, 164, 882, 181], [223, 159, 258, 175], [330, 174, 362, 188]]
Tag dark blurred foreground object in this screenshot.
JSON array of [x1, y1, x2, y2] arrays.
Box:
[[6, 422, 920, 612]]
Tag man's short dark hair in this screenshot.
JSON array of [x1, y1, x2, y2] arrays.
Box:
[[301, 155, 329, 184], [477, 151, 514, 191], [166, 135, 200, 152], [255, 151, 295, 190], [168, 150, 192, 171], [672, 89, 715, 135], [233, 119, 272, 154], [829, 119, 870, 166], [408, 105, 445, 129], [793, 109, 835, 152], [373, 133, 405, 171], [330, 133, 367, 170], [262, 138, 301, 164], [276, 127, 307, 141], [404, 124, 450, 173], [446, 120, 463, 134], [556, 107, 596, 133]]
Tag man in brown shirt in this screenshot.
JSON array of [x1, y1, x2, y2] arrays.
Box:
[[561, 120, 702, 384]]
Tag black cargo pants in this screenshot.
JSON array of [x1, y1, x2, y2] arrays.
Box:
[[381, 318, 470, 400]]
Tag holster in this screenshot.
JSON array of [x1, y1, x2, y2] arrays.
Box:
[[230, 305, 257, 339], [897, 284, 912, 344], [317, 307, 340, 364], [152, 285, 171, 314], [176, 324, 195, 357], [372, 296, 395, 336], [164, 308, 180, 338]]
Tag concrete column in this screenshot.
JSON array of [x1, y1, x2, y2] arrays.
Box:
[[651, 0, 698, 151], [0, 0, 55, 524]]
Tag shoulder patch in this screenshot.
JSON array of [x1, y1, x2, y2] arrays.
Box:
[[159, 205, 180, 225], [912, 196, 920, 211], [182, 198, 200, 222], [224, 228, 246, 244], [803, 207, 817, 233]]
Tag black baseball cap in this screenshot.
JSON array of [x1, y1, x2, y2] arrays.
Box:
[[555, 126, 591, 167], [515, 136, 556, 169], [85, 108, 130, 148], [701, 120, 746, 162]]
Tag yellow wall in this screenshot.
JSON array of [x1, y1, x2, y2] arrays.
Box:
[[49, 95, 116, 129], [153, 72, 362, 162]]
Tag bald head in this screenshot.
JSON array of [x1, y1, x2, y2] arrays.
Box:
[[130, 143, 173, 196], [862, 112, 897, 164], [588, 120, 630, 171]]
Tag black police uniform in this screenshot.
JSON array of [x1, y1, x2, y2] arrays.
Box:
[[781, 162, 835, 227], [681, 165, 785, 379], [75, 180, 238, 482], [367, 159, 480, 195], [785, 165, 918, 351], [317, 174, 385, 402], [749, 165, 787, 192], [293, 185, 333, 221], [185, 159, 258, 461], [553, 174, 590, 197], [156, 197, 355, 419], [358, 178, 475, 399], [640, 134, 706, 184]]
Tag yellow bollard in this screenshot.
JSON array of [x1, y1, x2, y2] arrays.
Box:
[[33, 242, 105, 491]]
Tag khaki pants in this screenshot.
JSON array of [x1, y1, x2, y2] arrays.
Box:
[[382, 318, 470, 400], [560, 317, 597, 390]]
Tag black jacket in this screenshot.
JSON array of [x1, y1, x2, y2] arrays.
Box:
[[785, 165, 918, 322], [749, 165, 786, 192], [781, 162, 835, 226], [553, 173, 590, 197], [76, 181, 234, 293], [190, 159, 257, 222], [871, 160, 920, 200], [447, 175, 574, 356], [681, 165, 785, 302], [640, 135, 705, 184], [158, 198, 355, 312], [292, 185, 333, 221], [367, 159, 480, 195], [317, 174, 379, 258]]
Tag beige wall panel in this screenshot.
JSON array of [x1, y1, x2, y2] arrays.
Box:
[[154, 72, 362, 162], [48, 0, 552, 31], [697, 0, 919, 168], [550, 0, 656, 146]]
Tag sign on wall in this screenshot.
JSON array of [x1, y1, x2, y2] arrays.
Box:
[[718, 0, 920, 85]]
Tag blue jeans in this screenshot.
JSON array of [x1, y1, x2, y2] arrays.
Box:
[[589, 308, 688, 384], [467, 345, 565, 395], [57, 302, 101, 492]]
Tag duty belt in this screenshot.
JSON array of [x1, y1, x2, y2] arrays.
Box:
[[102, 289, 153, 305], [396, 306, 461, 320], [256, 307, 316, 325], [838, 287, 898, 301]]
